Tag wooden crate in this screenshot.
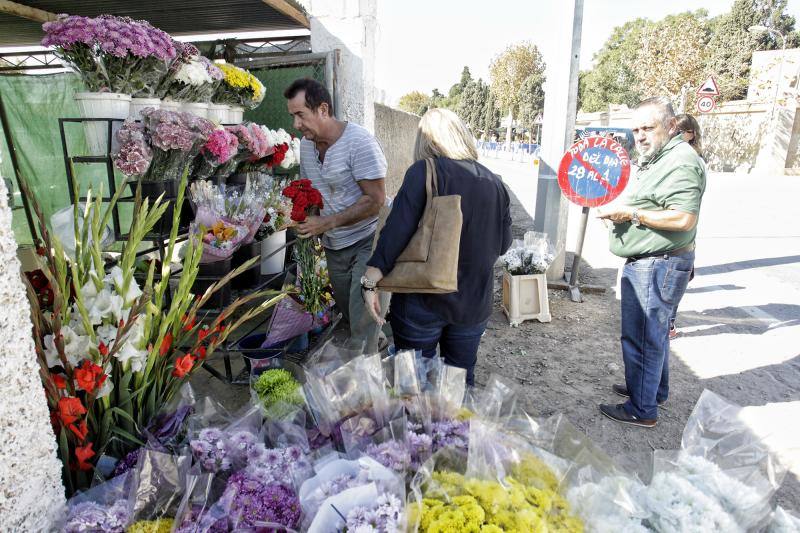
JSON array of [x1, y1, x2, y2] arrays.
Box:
[[501, 270, 551, 325]]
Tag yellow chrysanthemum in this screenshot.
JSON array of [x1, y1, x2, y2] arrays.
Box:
[[126, 518, 174, 533]]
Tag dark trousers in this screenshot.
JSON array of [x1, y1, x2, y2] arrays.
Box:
[[620, 251, 694, 419], [389, 294, 487, 386]]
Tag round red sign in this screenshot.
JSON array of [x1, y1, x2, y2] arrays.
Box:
[[557, 135, 631, 207]]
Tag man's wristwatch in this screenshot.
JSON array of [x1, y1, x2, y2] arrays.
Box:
[[631, 208, 642, 227], [360, 275, 377, 291]]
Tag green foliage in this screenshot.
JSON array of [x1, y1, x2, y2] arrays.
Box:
[[252, 368, 303, 410], [456, 78, 491, 132], [489, 41, 546, 117], [516, 72, 546, 132], [397, 90, 432, 115]]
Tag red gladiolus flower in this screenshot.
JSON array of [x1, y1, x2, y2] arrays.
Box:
[[75, 442, 95, 471], [196, 346, 207, 360], [98, 342, 108, 357], [69, 420, 89, 442], [119, 318, 125, 329], [182, 315, 196, 332], [172, 354, 196, 378], [198, 327, 210, 342], [75, 360, 106, 394], [58, 396, 86, 426], [159, 332, 173, 356], [53, 374, 67, 390]]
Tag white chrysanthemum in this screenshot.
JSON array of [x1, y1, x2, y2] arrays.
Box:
[[176, 58, 213, 86], [566, 475, 650, 533]]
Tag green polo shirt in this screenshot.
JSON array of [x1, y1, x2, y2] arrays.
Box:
[[609, 135, 706, 258]]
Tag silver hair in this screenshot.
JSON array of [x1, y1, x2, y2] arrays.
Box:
[[634, 96, 676, 128]]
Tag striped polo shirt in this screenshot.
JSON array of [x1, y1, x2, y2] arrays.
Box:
[[299, 122, 388, 250]]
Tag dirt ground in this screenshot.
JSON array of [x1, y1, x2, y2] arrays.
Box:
[[192, 184, 799, 511]]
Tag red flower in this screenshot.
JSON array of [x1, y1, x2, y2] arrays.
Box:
[[53, 374, 67, 390], [159, 332, 173, 356], [272, 150, 285, 166], [196, 346, 207, 360], [25, 270, 47, 290], [74, 442, 95, 471], [172, 354, 196, 378], [58, 396, 86, 426], [69, 420, 89, 442], [119, 318, 125, 329], [74, 360, 106, 394], [98, 342, 108, 357], [182, 314, 196, 332], [198, 327, 210, 342]]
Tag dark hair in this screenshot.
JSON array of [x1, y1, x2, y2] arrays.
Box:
[[283, 78, 333, 114], [675, 113, 703, 157]]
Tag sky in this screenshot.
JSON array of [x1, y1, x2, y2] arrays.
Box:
[[374, 0, 800, 105]]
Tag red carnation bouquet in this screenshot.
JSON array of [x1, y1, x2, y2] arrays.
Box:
[[282, 178, 324, 222]]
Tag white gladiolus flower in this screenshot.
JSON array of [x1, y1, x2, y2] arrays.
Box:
[[176, 58, 213, 86], [105, 265, 143, 306], [88, 289, 124, 325], [96, 323, 119, 346], [115, 341, 148, 373], [43, 325, 91, 368]]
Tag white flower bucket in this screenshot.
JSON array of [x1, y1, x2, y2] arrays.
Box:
[[228, 105, 245, 124], [128, 97, 160, 121], [207, 103, 229, 124], [260, 228, 286, 275], [160, 99, 182, 113], [73, 92, 131, 156], [181, 102, 209, 118]]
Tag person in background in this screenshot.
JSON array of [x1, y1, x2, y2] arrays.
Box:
[[669, 113, 704, 339], [597, 97, 706, 428], [361, 109, 512, 386], [284, 78, 389, 353]]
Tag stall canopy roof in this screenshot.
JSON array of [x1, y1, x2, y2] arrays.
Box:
[[0, 0, 309, 47]]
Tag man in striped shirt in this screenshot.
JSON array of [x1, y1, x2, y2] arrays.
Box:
[[284, 78, 389, 353]]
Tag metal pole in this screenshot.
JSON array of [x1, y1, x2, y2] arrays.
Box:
[[567, 205, 590, 302], [0, 90, 39, 245]]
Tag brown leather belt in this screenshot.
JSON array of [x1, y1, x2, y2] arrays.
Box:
[[627, 243, 695, 263]]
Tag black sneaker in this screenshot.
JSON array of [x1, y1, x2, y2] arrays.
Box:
[[612, 384, 667, 406], [599, 403, 657, 428]]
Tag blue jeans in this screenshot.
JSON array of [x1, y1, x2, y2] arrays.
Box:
[[389, 294, 487, 386], [621, 250, 694, 419]]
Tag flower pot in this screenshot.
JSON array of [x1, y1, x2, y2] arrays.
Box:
[[260, 229, 287, 276], [73, 92, 131, 156], [181, 102, 209, 118], [129, 97, 160, 121], [160, 99, 181, 113], [231, 239, 262, 290], [228, 105, 245, 124], [207, 103, 229, 123]]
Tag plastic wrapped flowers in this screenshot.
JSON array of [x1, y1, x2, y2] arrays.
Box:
[[501, 231, 555, 275], [214, 62, 265, 109]]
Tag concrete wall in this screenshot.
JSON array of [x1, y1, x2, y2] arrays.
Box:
[[0, 179, 65, 530], [373, 103, 420, 197]]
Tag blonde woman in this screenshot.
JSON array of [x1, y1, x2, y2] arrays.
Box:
[[362, 109, 512, 385]]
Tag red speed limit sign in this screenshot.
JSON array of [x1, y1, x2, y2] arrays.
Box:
[[696, 95, 716, 113]]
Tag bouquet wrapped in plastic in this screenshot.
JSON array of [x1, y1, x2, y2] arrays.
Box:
[[166, 53, 223, 103], [501, 231, 556, 275], [188, 180, 250, 262], [192, 127, 240, 181], [213, 63, 266, 109], [41, 15, 176, 95], [262, 126, 302, 170], [57, 471, 136, 532], [211, 122, 273, 181]]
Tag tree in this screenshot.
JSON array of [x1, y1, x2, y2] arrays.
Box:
[[456, 78, 491, 132], [482, 90, 501, 139], [397, 90, 431, 115], [489, 41, 546, 145], [578, 18, 648, 112], [705, 0, 798, 101], [516, 72, 546, 137], [449, 66, 473, 99], [634, 11, 711, 105]]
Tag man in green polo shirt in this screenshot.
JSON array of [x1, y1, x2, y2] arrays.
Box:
[[596, 96, 706, 428]]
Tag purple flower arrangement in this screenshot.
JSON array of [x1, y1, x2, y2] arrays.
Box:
[[224, 472, 302, 530], [41, 15, 176, 95], [114, 108, 214, 182], [245, 444, 312, 487], [63, 500, 131, 533], [430, 419, 470, 452], [365, 440, 411, 474], [345, 492, 404, 532], [190, 427, 234, 473], [174, 504, 228, 533]]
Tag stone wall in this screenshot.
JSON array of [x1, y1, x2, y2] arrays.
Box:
[[0, 178, 65, 530], [374, 103, 420, 197]]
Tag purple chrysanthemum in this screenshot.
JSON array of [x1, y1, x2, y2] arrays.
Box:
[[225, 472, 302, 529]]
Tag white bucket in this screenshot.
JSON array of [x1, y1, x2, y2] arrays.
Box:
[[261, 228, 287, 275], [129, 97, 160, 121], [228, 105, 245, 124], [181, 102, 209, 118], [160, 99, 182, 113], [73, 92, 131, 156], [207, 103, 229, 124]]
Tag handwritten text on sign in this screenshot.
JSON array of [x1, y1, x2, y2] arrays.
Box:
[[557, 135, 631, 208]]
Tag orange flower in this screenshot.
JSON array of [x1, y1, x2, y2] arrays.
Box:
[[74, 360, 106, 394], [159, 332, 173, 356], [74, 442, 95, 471], [211, 221, 236, 242], [172, 354, 196, 378], [69, 420, 89, 442], [58, 396, 86, 426]]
